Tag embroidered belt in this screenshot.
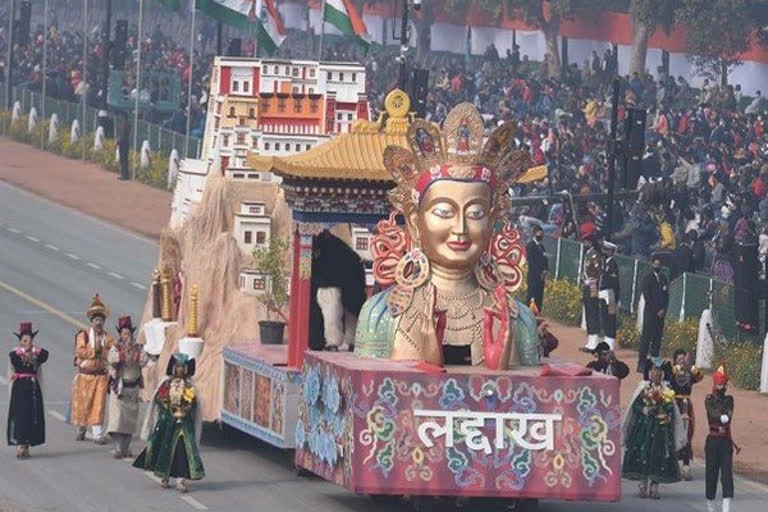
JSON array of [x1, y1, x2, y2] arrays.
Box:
[[708, 425, 730, 436], [78, 367, 108, 376], [122, 380, 142, 388], [11, 373, 36, 380]]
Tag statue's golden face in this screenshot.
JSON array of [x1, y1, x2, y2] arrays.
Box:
[[410, 180, 493, 270]]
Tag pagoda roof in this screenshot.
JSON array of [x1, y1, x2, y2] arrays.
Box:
[[246, 128, 406, 183]]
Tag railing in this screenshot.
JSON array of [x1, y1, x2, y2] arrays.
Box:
[[541, 235, 747, 341], [1, 83, 201, 160]]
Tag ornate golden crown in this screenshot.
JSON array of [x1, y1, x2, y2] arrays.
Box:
[[382, 101, 532, 214]]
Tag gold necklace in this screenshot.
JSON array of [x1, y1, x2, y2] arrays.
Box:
[[435, 287, 485, 321]]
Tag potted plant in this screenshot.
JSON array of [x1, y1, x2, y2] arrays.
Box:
[[252, 237, 290, 344]]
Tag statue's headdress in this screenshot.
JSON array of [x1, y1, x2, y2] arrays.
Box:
[[383, 102, 532, 217]]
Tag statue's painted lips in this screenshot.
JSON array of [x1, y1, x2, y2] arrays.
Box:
[[446, 240, 472, 252]]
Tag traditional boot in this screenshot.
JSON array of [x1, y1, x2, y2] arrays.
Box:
[[15, 446, 24, 459], [649, 481, 660, 500], [706, 500, 717, 512], [176, 479, 188, 493], [22, 445, 30, 458], [681, 464, 692, 481], [723, 497, 732, 512], [160, 479, 170, 489]]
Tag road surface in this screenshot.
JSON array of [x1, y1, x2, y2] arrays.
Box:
[[0, 180, 766, 511]]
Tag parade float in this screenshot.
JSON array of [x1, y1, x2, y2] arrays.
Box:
[[139, 64, 621, 506]]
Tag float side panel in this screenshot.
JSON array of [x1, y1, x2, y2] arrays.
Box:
[[296, 353, 622, 501]]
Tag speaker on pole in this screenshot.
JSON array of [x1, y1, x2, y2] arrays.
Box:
[[227, 38, 242, 57], [734, 241, 759, 330], [113, 20, 128, 69], [409, 68, 429, 119], [17, 0, 32, 47], [623, 107, 646, 190]]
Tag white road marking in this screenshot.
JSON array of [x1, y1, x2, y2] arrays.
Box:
[[25, 235, 40, 242], [87, 262, 102, 270], [143, 471, 164, 485], [7, 227, 21, 233], [66, 253, 80, 260], [130, 282, 147, 290], [48, 410, 66, 422], [45, 243, 59, 251], [108, 272, 124, 280], [180, 496, 208, 510]]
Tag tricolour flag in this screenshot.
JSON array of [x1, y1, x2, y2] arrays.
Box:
[[192, 1, 285, 54], [324, 0, 370, 50], [255, 0, 287, 55]]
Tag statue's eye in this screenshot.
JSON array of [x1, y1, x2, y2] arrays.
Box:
[[431, 205, 455, 218], [466, 206, 487, 220]]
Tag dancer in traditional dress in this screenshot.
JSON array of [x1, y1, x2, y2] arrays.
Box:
[[670, 349, 704, 480], [705, 362, 739, 512], [622, 358, 685, 499], [7, 323, 48, 459], [71, 294, 115, 443], [106, 316, 149, 458], [586, 341, 629, 379], [133, 353, 204, 493]]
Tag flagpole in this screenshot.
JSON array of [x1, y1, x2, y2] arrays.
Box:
[[41, 0, 48, 148], [132, 0, 144, 180], [318, 0, 327, 61], [185, 3, 197, 159], [82, 0, 88, 161]]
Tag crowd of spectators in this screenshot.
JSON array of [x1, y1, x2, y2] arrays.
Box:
[[4, 4, 768, 284]]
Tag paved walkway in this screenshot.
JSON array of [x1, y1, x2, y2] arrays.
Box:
[[0, 138, 171, 240], [1, 135, 766, 483]]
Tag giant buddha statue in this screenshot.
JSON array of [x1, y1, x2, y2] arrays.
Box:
[[355, 101, 541, 369]]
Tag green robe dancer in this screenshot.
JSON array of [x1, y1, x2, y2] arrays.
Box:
[[621, 361, 685, 499], [133, 353, 204, 492]]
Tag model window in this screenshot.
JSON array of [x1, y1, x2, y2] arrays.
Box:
[[305, 144, 311, 151], [264, 142, 270, 150], [252, 136, 258, 148], [327, 71, 332, 80], [256, 232, 266, 244], [233, 81, 239, 92], [228, 106, 236, 117], [309, 68, 316, 78], [223, 135, 229, 147], [292, 67, 299, 77], [337, 113, 343, 120], [348, 113, 353, 121], [352, 72, 357, 82], [237, 132, 246, 144], [278, 98, 286, 112], [275, 143, 281, 151], [249, 108, 255, 118], [295, 144, 301, 152], [310, 99, 319, 113], [294, 100, 302, 113], [243, 81, 250, 93], [262, 98, 270, 111], [273, 65, 279, 74], [356, 237, 369, 251], [339, 72, 344, 81], [244, 231, 252, 244]]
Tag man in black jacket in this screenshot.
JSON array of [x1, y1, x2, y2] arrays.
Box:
[[672, 231, 695, 280], [526, 225, 549, 312], [638, 254, 669, 372]]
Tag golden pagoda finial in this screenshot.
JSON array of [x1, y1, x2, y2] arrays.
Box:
[[384, 88, 411, 135], [151, 268, 162, 319], [160, 267, 173, 322], [186, 284, 199, 337]]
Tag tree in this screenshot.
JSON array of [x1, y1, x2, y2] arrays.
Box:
[[677, 0, 755, 86], [505, 0, 610, 79], [628, 0, 677, 77]]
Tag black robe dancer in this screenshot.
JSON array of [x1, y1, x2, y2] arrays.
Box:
[[7, 323, 48, 459]]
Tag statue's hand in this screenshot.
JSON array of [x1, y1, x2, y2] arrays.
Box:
[[483, 287, 511, 370], [421, 285, 443, 366]]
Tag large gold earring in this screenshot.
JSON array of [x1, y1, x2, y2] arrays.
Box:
[[394, 247, 430, 289], [475, 252, 502, 292]]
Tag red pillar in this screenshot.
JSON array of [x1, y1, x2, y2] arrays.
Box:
[[288, 230, 313, 368]]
